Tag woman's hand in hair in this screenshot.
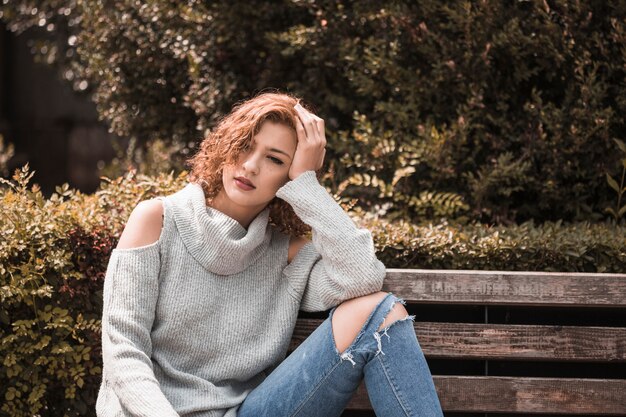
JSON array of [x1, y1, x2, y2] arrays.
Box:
[[290, 103, 326, 180]]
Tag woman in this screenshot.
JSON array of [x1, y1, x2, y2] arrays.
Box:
[[97, 92, 443, 416]]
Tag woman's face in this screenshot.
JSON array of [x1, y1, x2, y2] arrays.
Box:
[[220, 121, 297, 211]]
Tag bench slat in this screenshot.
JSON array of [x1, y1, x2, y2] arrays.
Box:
[[346, 376, 626, 414], [291, 319, 626, 361], [383, 269, 626, 307], [290, 269, 626, 414]]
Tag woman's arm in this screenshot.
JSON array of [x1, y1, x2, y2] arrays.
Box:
[[101, 200, 179, 416], [278, 171, 386, 312]]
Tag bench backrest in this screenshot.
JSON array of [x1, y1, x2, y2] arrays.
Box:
[[290, 269, 626, 415]]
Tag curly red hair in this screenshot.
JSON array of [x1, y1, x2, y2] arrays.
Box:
[[186, 91, 319, 237]]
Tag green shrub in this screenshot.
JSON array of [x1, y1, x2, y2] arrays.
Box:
[[605, 138, 626, 222], [361, 212, 626, 272], [0, 166, 185, 416], [0, 167, 101, 416], [2, 1, 625, 224]]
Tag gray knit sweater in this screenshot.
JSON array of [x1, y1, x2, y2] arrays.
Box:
[[96, 170, 386, 417]]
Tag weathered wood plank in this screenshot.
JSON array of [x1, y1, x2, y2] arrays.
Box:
[[291, 270, 626, 413], [382, 269, 626, 307], [346, 376, 626, 415], [291, 319, 626, 362]]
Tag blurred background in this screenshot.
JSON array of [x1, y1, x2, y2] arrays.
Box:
[[2, 1, 625, 227], [0, 20, 117, 193]]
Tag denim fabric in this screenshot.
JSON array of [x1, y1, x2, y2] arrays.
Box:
[[237, 292, 443, 417]]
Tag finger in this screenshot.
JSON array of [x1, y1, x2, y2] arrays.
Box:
[[298, 105, 322, 129], [307, 119, 325, 149], [313, 117, 325, 141], [295, 117, 307, 142], [297, 117, 316, 146], [294, 103, 321, 128], [317, 148, 326, 170], [294, 103, 310, 122], [295, 106, 326, 151], [295, 105, 317, 142], [304, 111, 324, 138]]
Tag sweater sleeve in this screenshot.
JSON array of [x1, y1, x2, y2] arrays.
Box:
[[101, 243, 179, 417], [276, 170, 386, 312]]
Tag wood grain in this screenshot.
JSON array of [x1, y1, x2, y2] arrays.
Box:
[[346, 376, 626, 414], [289, 269, 626, 414], [382, 269, 626, 307], [290, 319, 626, 362]]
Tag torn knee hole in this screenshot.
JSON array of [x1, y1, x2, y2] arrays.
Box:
[[377, 300, 411, 332], [373, 314, 416, 356]]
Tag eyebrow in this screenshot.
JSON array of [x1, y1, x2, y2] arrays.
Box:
[[265, 146, 292, 160]]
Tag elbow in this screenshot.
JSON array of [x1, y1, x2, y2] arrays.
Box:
[[369, 259, 387, 291], [343, 259, 386, 299], [357, 232, 386, 289]]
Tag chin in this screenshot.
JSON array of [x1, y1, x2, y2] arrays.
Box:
[[227, 188, 269, 208]]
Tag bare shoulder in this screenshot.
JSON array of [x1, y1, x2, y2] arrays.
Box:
[[288, 235, 310, 264], [116, 199, 164, 249]]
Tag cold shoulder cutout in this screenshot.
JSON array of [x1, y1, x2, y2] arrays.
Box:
[[288, 235, 310, 264], [115, 199, 164, 250]]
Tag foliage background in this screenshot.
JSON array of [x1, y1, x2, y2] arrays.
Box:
[[2, 0, 626, 415], [2, 0, 625, 225]]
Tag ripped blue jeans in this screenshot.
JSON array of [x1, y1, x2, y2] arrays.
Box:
[[237, 292, 443, 417]]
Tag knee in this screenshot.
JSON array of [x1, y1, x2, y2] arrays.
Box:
[[331, 291, 409, 354]]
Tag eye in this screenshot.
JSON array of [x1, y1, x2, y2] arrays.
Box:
[[268, 156, 284, 165]]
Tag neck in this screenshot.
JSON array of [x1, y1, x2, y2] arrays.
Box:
[[167, 182, 273, 275], [209, 190, 267, 230]]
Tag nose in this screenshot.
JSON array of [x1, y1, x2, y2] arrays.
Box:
[[241, 152, 260, 175]]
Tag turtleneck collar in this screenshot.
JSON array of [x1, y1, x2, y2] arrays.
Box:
[[167, 182, 272, 275]]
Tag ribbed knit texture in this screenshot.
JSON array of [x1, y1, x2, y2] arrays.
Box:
[[96, 170, 386, 417]]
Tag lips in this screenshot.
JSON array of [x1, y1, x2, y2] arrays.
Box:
[[234, 176, 255, 189]]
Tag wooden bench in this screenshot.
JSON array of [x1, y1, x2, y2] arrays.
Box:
[[290, 269, 626, 415]]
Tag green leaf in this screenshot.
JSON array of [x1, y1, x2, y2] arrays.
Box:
[[613, 138, 626, 154], [618, 205, 626, 217], [606, 173, 620, 193], [392, 166, 415, 187], [0, 309, 9, 325]]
